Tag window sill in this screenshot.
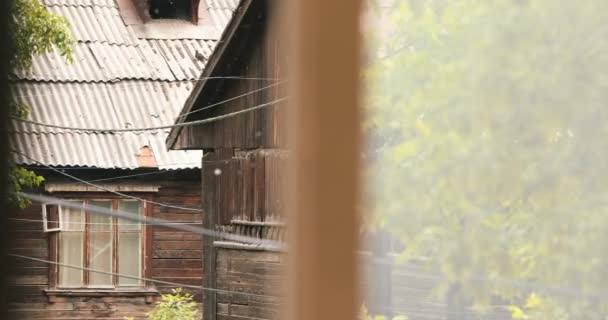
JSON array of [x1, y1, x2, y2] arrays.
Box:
[[45, 288, 160, 303]]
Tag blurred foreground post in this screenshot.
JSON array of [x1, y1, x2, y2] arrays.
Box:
[[287, 1, 362, 320], [0, 1, 13, 319]]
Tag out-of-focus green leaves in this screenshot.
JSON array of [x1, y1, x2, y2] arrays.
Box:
[[8, 166, 44, 208], [10, 0, 74, 70], [363, 0, 608, 318], [7, 0, 74, 208]]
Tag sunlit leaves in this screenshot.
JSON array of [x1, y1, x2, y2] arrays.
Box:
[[8, 166, 44, 208], [7, 0, 74, 208], [10, 0, 75, 70]]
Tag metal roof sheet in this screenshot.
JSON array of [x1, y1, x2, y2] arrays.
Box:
[[11, 132, 201, 169], [148, 39, 216, 81], [46, 4, 137, 45], [9, 0, 238, 170], [10, 81, 200, 169], [11, 81, 194, 132], [207, 0, 238, 31], [13, 43, 177, 82], [42, 0, 116, 7]]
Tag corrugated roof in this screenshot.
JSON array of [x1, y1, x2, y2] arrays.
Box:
[[13, 43, 178, 82], [11, 81, 193, 133], [11, 132, 202, 170], [207, 0, 238, 31], [9, 0, 238, 170], [45, 4, 137, 45], [42, 0, 116, 7], [148, 39, 216, 81]]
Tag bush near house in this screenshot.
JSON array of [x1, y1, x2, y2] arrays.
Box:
[[126, 289, 199, 320]]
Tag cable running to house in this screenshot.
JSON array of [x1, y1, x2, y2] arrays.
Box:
[[176, 80, 287, 120], [18, 160, 232, 182], [19, 162, 201, 170], [9, 254, 280, 299], [11, 77, 282, 99], [11, 80, 285, 115], [15, 192, 285, 249], [10, 97, 288, 133], [8, 217, 197, 226], [12, 150, 203, 212]]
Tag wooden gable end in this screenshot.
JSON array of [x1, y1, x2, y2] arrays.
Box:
[[171, 0, 288, 150]]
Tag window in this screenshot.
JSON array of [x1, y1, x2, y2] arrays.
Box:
[[56, 199, 145, 288], [149, 0, 193, 20]]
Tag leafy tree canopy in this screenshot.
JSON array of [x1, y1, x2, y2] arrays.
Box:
[[8, 0, 74, 207], [364, 0, 608, 318], [10, 0, 74, 70]]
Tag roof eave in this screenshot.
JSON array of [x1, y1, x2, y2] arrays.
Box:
[[166, 0, 254, 150]]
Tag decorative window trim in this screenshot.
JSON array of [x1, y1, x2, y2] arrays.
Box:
[[45, 183, 160, 193], [47, 195, 154, 297], [45, 288, 160, 304]]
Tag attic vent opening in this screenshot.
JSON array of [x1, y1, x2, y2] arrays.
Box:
[[149, 0, 194, 20]]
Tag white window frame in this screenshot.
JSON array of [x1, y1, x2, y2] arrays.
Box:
[[41, 203, 63, 233]]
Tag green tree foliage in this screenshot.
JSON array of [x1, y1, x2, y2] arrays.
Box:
[[8, 0, 74, 207], [363, 0, 608, 318], [359, 305, 408, 320], [10, 0, 74, 70], [145, 288, 199, 320]]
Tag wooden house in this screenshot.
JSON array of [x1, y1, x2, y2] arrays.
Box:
[[166, 0, 287, 319], [7, 0, 238, 319]]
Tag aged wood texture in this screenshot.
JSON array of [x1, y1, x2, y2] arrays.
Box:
[[7, 171, 203, 319], [215, 248, 285, 320], [172, 0, 287, 150], [204, 149, 288, 227]]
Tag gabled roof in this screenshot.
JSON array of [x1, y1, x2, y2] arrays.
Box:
[[9, 0, 238, 170], [166, 0, 260, 150]]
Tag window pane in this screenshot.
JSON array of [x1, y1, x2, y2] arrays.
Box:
[[118, 232, 141, 286], [59, 202, 84, 287], [89, 201, 113, 286], [118, 200, 142, 286], [118, 200, 141, 231]]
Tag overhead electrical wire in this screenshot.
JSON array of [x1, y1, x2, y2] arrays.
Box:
[[12, 150, 204, 212], [8, 217, 198, 226], [15, 191, 285, 250], [10, 97, 288, 133], [9, 253, 281, 299], [176, 80, 287, 120], [10, 76, 283, 100], [11, 79, 284, 116], [18, 163, 201, 170]]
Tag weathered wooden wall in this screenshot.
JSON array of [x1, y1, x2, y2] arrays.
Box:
[[7, 171, 203, 320], [215, 248, 285, 320], [173, 0, 287, 150], [204, 149, 288, 225], [201, 148, 287, 320], [170, 2, 289, 320]]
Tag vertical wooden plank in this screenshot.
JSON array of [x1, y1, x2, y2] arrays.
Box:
[[287, 1, 362, 320], [83, 201, 90, 286], [112, 201, 119, 287], [202, 148, 231, 320], [254, 150, 266, 221], [48, 230, 58, 290], [144, 198, 153, 288], [202, 152, 216, 320]]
